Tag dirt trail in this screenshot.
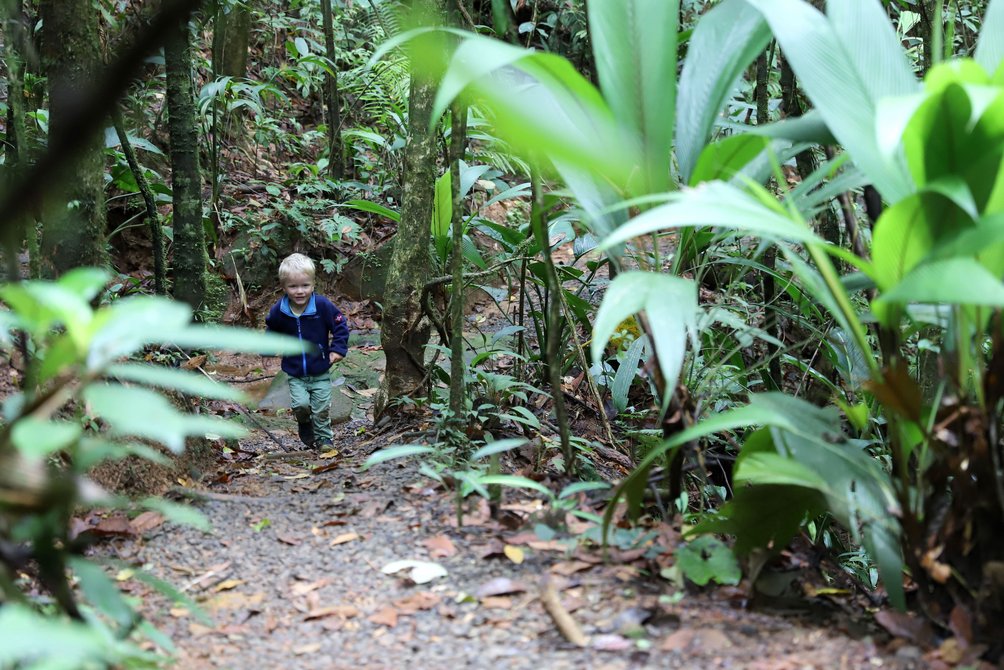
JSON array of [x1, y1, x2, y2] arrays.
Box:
[[112, 407, 919, 670]]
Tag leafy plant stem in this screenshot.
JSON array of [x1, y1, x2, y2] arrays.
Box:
[[530, 163, 573, 475]]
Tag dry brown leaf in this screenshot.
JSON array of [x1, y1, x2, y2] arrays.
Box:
[[422, 534, 457, 558], [367, 607, 398, 628], [205, 591, 265, 612], [304, 605, 360, 621], [527, 540, 567, 552], [291, 578, 331, 597], [330, 532, 361, 546], [551, 560, 593, 576], [276, 531, 302, 546], [130, 511, 165, 534], [474, 540, 505, 559], [393, 592, 441, 613], [479, 596, 513, 609], [169, 607, 189, 618]]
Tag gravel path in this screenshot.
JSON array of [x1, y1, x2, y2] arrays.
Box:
[[119, 417, 920, 670]]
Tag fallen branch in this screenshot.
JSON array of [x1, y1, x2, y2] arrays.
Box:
[[539, 579, 587, 647]]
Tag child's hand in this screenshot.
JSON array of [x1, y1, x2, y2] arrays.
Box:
[[328, 352, 343, 366]]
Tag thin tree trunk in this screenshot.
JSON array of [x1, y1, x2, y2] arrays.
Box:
[[530, 165, 573, 475], [2, 0, 39, 280], [39, 0, 108, 275], [375, 2, 444, 419], [212, 1, 251, 78], [447, 102, 468, 421], [757, 47, 783, 392], [113, 108, 166, 295], [320, 0, 345, 179], [165, 15, 207, 312]]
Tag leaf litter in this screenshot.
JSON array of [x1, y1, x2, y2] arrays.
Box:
[[100, 355, 922, 669]]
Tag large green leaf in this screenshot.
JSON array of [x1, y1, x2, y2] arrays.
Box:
[[689, 134, 771, 186], [878, 257, 1004, 307], [600, 181, 821, 249], [86, 296, 193, 370], [592, 272, 697, 411], [676, 0, 771, 182], [588, 0, 678, 193], [871, 191, 974, 291], [434, 34, 640, 190], [11, 418, 81, 458], [105, 363, 246, 402], [84, 384, 245, 453], [744, 0, 917, 202], [149, 324, 307, 355], [611, 334, 647, 413], [0, 604, 131, 667], [975, 0, 1004, 77], [902, 81, 1004, 211]]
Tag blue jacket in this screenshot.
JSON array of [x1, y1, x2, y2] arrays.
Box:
[[265, 294, 349, 377]]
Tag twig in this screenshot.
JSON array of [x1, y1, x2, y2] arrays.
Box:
[[539, 579, 587, 647], [168, 486, 284, 504]]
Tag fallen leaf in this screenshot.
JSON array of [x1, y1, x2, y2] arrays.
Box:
[[422, 535, 457, 558], [205, 591, 265, 612], [474, 540, 505, 559], [527, 540, 567, 552], [479, 596, 512, 609], [320, 449, 340, 459], [187, 623, 215, 637], [304, 605, 360, 621], [393, 592, 441, 614], [90, 514, 136, 538], [293, 643, 322, 655], [214, 579, 244, 592], [381, 560, 448, 585], [330, 532, 361, 546], [130, 511, 165, 534], [291, 578, 331, 597], [475, 577, 528, 599], [551, 561, 593, 576], [660, 628, 732, 652], [169, 607, 189, 618], [276, 531, 302, 546], [283, 473, 311, 480], [367, 607, 398, 628], [503, 545, 525, 564], [875, 609, 936, 647]]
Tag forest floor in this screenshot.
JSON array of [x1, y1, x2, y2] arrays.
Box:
[[83, 338, 938, 670]]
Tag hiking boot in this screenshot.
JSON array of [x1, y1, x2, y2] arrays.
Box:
[[297, 421, 314, 447]]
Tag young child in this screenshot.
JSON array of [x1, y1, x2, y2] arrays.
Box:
[[265, 253, 349, 449]]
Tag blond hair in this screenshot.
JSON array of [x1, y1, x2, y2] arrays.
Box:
[[278, 253, 315, 282]]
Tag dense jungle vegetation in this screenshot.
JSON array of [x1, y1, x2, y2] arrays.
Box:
[[2, 0, 1004, 666]]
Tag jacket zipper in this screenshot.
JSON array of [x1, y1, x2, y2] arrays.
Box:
[[295, 315, 307, 375]]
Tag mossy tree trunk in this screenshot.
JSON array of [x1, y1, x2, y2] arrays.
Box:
[[39, 0, 108, 276], [212, 0, 251, 79], [320, 0, 345, 179], [165, 15, 208, 313], [375, 1, 444, 419]]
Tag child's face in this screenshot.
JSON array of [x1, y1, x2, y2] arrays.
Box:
[[282, 271, 314, 309]]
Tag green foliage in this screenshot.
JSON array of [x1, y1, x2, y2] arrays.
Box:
[[0, 270, 304, 666], [675, 536, 742, 587]]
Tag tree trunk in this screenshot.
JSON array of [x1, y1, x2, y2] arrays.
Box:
[[212, 1, 251, 79], [165, 15, 207, 312], [39, 0, 108, 276], [320, 0, 345, 179], [2, 0, 39, 280], [375, 2, 444, 420], [447, 103, 468, 421]]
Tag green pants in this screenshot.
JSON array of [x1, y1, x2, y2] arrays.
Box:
[[288, 373, 332, 444]]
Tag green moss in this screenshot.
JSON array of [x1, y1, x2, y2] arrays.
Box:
[[201, 271, 229, 323]]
